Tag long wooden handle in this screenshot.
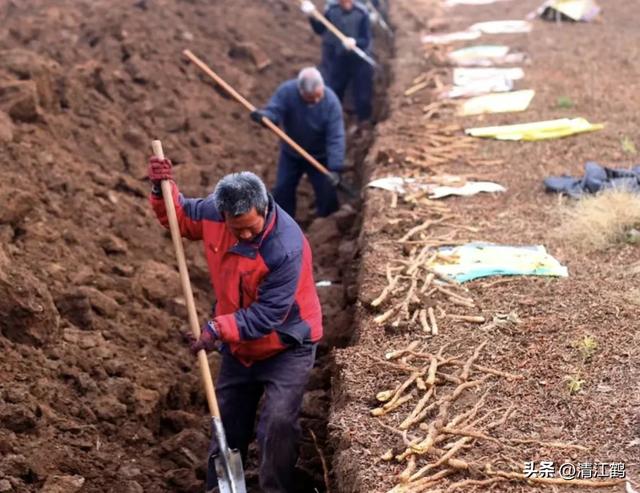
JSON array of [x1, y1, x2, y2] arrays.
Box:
[[183, 49, 331, 177], [307, 3, 349, 43], [182, 50, 256, 113], [262, 118, 330, 176], [151, 140, 221, 419], [299, 0, 377, 66]]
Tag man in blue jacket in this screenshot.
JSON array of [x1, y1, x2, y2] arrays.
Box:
[[302, 0, 374, 123], [250, 67, 345, 219]]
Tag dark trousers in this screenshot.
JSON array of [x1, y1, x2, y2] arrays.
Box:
[[327, 53, 374, 122], [273, 152, 339, 219], [206, 344, 317, 493], [318, 43, 335, 81]]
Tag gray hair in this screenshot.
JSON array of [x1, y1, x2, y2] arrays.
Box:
[[297, 66, 324, 95], [213, 172, 269, 217]]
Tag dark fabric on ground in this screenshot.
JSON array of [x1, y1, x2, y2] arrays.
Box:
[[544, 161, 640, 197]]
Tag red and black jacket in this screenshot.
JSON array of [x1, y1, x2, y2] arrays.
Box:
[[151, 183, 323, 366]]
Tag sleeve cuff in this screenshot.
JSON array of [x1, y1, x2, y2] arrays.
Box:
[[204, 320, 219, 339], [214, 314, 242, 343]]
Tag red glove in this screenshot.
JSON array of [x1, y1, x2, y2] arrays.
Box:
[[186, 320, 220, 355], [148, 157, 173, 185]]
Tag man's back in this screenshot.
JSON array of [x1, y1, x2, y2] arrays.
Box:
[[321, 1, 370, 51], [263, 79, 343, 164]]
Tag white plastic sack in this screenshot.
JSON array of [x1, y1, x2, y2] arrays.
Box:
[[422, 30, 482, 44], [429, 182, 506, 198], [448, 45, 527, 67], [469, 20, 533, 34], [458, 89, 536, 116], [453, 67, 525, 86], [441, 76, 514, 99], [367, 176, 506, 199]]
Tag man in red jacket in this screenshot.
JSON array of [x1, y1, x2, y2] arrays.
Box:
[[148, 157, 323, 493]]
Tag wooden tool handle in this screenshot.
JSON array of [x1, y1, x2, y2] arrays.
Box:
[[299, 1, 377, 66], [299, 0, 349, 43], [183, 49, 256, 113], [260, 119, 330, 176], [152, 140, 221, 419], [182, 50, 332, 178]]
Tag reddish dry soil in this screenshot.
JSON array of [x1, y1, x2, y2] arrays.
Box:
[[2, 0, 638, 492], [0, 0, 376, 491]]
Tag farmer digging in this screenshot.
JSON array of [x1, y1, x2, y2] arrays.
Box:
[[148, 158, 323, 493], [250, 66, 345, 219], [302, 0, 375, 125]]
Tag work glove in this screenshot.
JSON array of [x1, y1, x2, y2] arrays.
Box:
[[342, 37, 357, 51], [148, 156, 173, 185], [301, 0, 316, 15], [327, 171, 341, 187], [186, 320, 220, 355], [249, 110, 277, 127], [250, 110, 270, 127]]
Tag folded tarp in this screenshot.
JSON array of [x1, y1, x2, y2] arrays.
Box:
[[422, 30, 482, 44], [423, 20, 531, 45], [441, 76, 514, 99], [459, 89, 535, 116], [367, 176, 418, 194], [468, 20, 533, 34], [448, 45, 527, 66], [366, 176, 506, 199], [428, 243, 569, 282], [429, 181, 506, 198], [441, 67, 525, 99], [453, 67, 525, 86], [466, 117, 604, 141], [544, 161, 640, 197], [532, 0, 601, 21]]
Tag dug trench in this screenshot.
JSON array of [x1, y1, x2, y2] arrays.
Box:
[[294, 56, 394, 493], [0, 0, 394, 492]]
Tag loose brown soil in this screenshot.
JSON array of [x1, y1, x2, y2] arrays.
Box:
[[0, 1, 371, 491]]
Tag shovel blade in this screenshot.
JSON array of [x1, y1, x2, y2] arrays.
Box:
[[337, 179, 358, 198], [214, 450, 247, 493], [354, 46, 377, 67]]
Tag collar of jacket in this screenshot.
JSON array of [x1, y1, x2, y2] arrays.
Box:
[[227, 195, 277, 259]]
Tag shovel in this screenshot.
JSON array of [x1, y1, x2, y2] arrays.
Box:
[[366, 0, 394, 38], [312, 16, 377, 68], [182, 49, 357, 199], [151, 140, 247, 493], [294, 0, 378, 67]]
